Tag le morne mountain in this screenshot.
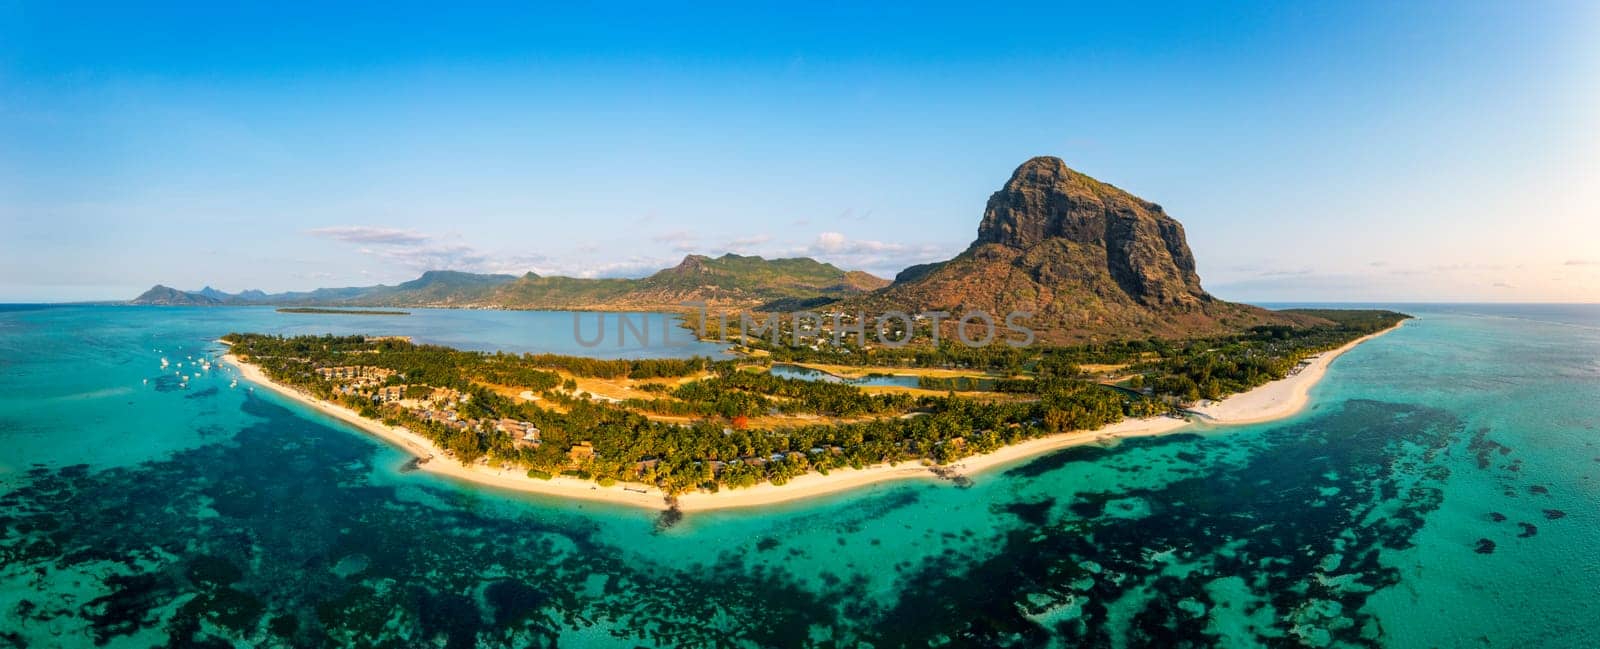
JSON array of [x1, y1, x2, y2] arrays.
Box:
[[847, 156, 1324, 342], [134, 156, 1323, 342]]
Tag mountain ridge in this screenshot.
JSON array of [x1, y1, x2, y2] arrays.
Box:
[[131, 285, 223, 306], [131, 254, 888, 311]]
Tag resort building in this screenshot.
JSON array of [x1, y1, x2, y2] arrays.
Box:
[[315, 365, 395, 381], [568, 441, 596, 464], [373, 385, 408, 403], [497, 418, 542, 449]]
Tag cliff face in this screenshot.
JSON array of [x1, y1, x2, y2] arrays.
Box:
[[973, 157, 1205, 307], [866, 157, 1319, 342]]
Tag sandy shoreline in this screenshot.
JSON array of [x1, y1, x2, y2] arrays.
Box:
[[1187, 320, 1404, 425], [223, 352, 674, 510], [220, 322, 1400, 513], [673, 414, 1193, 511]]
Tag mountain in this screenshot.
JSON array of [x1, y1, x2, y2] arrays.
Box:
[[194, 286, 230, 301], [490, 253, 888, 310], [358, 270, 519, 306], [131, 285, 222, 306], [129, 257, 887, 311], [622, 253, 890, 307], [129, 271, 519, 308], [851, 156, 1322, 342]]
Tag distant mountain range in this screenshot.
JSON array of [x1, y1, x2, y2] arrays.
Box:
[[132, 156, 1322, 342], [132, 256, 888, 311]]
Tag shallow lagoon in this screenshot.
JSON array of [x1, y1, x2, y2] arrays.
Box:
[[2, 304, 1598, 647]]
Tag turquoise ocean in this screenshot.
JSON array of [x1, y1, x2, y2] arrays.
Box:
[[1, 304, 1596, 647]]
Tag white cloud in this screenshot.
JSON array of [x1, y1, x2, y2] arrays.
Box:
[[650, 230, 700, 252], [1257, 267, 1314, 277], [307, 226, 432, 246], [361, 240, 492, 273], [789, 231, 954, 276], [309, 222, 671, 279], [726, 234, 773, 249], [814, 231, 849, 252], [1430, 262, 1507, 272], [651, 230, 696, 244], [303, 224, 958, 283], [308, 225, 527, 276], [582, 258, 679, 279], [524, 256, 677, 279]]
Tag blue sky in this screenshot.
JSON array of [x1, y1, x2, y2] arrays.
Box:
[[2, 2, 1597, 302]]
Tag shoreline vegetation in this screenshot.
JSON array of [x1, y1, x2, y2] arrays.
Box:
[[217, 311, 1407, 513], [275, 307, 411, 315]]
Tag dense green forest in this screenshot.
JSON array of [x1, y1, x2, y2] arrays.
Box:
[[221, 309, 1406, 494]]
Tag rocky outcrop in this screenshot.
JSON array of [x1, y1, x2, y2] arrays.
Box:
[[972, 156, 1205, 308], [859, 157, 1320, 342]]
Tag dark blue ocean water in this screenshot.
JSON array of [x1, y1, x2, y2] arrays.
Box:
[[1, 304, 1597, 647]]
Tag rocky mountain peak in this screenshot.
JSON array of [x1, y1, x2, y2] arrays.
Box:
[[977, 157, 1158, 246], [670, 255, 713, 274], [853, 156, 1309, 341], [970, 156, 1203, 306]]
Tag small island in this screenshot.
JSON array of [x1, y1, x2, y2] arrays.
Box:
[[220, 309, 1406, 512], [276, 307, 411, 315]]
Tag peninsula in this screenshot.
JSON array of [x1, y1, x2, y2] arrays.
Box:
[[203, 157, 1411, 512], [220, 310, 1405, 512]]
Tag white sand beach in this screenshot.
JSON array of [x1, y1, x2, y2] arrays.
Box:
[[224, 352, 675, 509], [221, 322, 1399, 513], [1187, 320, 1404, 425], [672, 415, 1192, 511]]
